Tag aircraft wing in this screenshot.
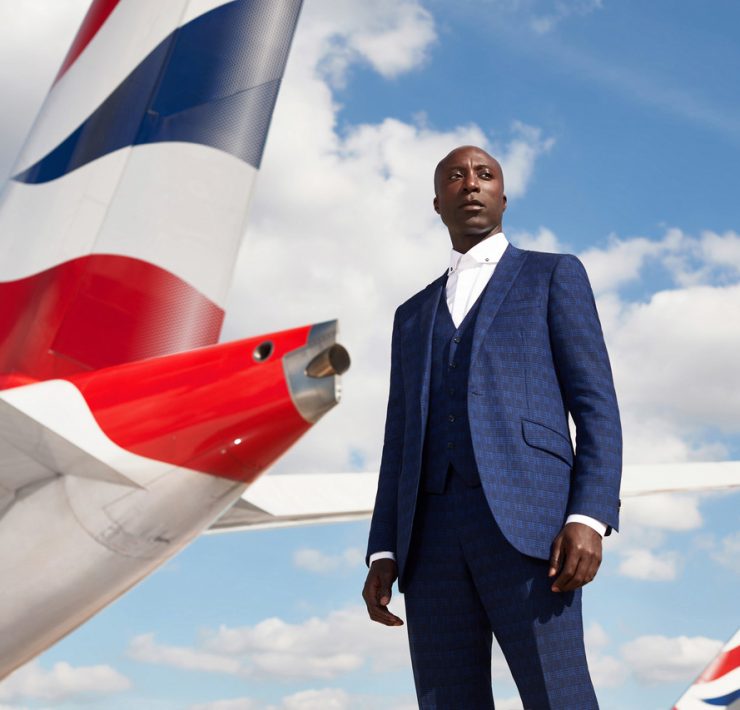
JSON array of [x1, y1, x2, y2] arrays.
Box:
[[207, 460, 740, 533], [206, 473, 378, 532], [619, 460, 740, 497]]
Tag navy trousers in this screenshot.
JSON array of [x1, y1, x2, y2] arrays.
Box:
[[404, 469, 599, 709]]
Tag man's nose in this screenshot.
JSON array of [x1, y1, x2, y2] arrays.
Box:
[[462, 172, 479, 192]]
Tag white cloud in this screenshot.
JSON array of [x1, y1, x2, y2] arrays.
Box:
[[190, 690, 419, 710], [617, 548, 679, 581], [472, 0, 603, 36], [621, 494, 702, 532], [577, 226, 740, 295], [279, 688, 351, 710], [700, 230, 740, 272], [204, 604, 408, 678], [301, 0, 436, 85], [617, 413, 730, 467], [608, 281, 740, 437], [190, 700, 258, 710], [584, 623, 628, 689], [496, 121, 555, 198], [0, 660, 130, 702], [293, 546, 364, 573], [131, 603, 410, 682], [710, 531, 740, 574], [128, 633, 241, 674], [530, 0, 603, 34], [579, 233, 669, 295], [621, 634, 723, 684], [606, 494, 706, 582], [510, 226, 565, 253]]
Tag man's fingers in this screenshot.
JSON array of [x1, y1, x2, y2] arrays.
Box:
[[552, 550, 601, 591], [548, 533, 564, 577], [371, 584, 402, 625], [378, 583, 392, 607], [362, 562, 403, 626], [582, 555, 602, 587], [557, 555, 588, 592], [368, 603, 404, 626], [551, 545, 581, 592], [364, 582, 403, 626], [550, 523, 603, 592]]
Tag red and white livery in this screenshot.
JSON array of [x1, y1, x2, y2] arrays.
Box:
[[674, 629, 740, 709], [0, 0, 357, 679]]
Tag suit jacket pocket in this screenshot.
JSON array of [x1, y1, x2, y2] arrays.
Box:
[[521, 417, 574, 467]]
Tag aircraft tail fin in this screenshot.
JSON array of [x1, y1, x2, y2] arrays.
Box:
[[673, 628, 740, 709], [0, 0, 303, 385]]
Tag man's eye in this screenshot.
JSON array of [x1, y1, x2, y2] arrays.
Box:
[[480, 171, 492, 179]]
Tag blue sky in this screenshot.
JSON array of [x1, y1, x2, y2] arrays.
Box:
[[0, 1, 739, 709]]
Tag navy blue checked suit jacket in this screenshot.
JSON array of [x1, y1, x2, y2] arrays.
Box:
[[367, 241, 622, 591]]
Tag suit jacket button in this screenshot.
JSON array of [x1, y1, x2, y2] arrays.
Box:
[[448, 414, 455, 422], [453, 337, 461, 343]]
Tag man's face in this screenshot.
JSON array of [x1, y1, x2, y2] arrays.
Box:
[[433, 146, 507, 239]]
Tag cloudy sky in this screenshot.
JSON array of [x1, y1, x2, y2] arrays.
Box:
[[1, 1, 739, 708]]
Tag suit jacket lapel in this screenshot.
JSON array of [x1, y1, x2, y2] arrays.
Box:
[[416, 273, 446, 437], [470, 242, 527, 366]]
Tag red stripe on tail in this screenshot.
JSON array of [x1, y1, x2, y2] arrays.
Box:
[[0, 255, 223, 385], [54, 0, 122, 84], [698, 644, 740, 683]]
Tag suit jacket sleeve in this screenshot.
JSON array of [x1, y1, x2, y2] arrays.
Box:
[[548, 255, 622, 531], [366, 308, 406, 564]]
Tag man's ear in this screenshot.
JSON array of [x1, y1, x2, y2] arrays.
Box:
[[502, 194, 507, 212], [433, 195, 440, 214]]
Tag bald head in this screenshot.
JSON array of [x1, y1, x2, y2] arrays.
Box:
[[432, 145, 507, 252], [433, 145, 504, 194]]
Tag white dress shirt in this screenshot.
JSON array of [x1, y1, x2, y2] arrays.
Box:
[[369, 232, 606, 566]]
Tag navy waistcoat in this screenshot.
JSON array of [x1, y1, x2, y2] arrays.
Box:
[[421, 280, 488, 492]]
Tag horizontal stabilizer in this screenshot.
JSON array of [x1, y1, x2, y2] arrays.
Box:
[[0, 386, 143, 494], [208, 460, 740, 533], [207, 473, 378, 532]]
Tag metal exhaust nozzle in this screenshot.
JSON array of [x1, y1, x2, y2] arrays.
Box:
[[283, 321, 349, 423], [305, 344, 351, 378]]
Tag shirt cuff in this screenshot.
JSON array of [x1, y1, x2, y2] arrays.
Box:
[[368, 551, 396, 565], [566, 514, 607, 537]]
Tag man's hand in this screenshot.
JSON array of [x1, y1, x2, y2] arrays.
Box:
[[548, 522, 602, 593], [362, 559, 404, 626]]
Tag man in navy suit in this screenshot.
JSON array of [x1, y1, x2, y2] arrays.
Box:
[[362, 145, 622, 709]]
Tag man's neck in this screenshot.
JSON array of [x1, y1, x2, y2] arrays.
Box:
[[450, 226, 503, 254]]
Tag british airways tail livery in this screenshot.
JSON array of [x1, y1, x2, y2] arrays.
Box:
[[673, 629, 740, 709], [0, 0, 356, 679], [0, 0, 303, 382]]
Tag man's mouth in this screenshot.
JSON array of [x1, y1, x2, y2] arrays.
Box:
[[460, 200, 484, 210]]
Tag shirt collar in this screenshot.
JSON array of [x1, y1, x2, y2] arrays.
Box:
[[448, 232, 509, 274]]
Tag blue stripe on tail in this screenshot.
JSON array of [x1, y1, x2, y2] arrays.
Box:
[[15, 0, 301, 184], [703, 688, 740, 706]]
